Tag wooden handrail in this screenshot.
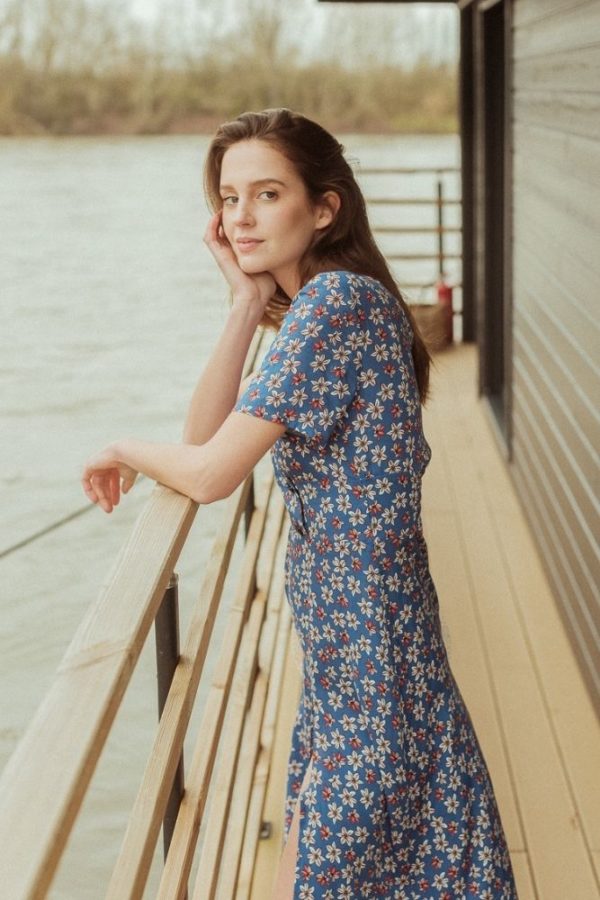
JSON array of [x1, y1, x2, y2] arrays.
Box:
[[0, 485, 199, 898]]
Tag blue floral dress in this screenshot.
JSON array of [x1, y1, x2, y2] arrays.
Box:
[[234, 271, 518, 899]]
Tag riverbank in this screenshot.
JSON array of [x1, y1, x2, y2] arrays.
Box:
[[0, 61, 457, 137]]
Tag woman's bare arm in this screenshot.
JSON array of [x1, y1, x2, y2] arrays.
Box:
[[182, 304, 261, 445], [81, 211, 276, 514], [82, 411, 286, 512]]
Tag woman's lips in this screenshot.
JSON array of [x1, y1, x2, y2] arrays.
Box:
[[236, 239, 263, 253]]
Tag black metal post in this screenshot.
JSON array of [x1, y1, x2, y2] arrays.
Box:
[[244, 477, 257, 606], [437, 177, 445, 280], [155, 571, 185, 864]]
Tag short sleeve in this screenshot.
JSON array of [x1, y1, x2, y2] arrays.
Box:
[[233, 270, 364, 443]]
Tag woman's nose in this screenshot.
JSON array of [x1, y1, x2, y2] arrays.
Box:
[[233, 199, 254, 225]]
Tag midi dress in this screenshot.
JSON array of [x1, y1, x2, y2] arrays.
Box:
[[234, 270, 518, 900]]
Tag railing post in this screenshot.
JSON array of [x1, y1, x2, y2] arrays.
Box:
[[436, 176, 445, 279], [154, 571, 185, 863], [244, 475, 255, 538], [244, 476, 257, 604]]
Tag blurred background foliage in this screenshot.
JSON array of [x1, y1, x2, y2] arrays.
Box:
[[0, 0, 458, 135]]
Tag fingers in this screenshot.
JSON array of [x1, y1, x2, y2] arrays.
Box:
[[204, 210, 227, 248], [121, 470, 137, 494], [109, 469, 121, 507], [82, 467, 115, 514]]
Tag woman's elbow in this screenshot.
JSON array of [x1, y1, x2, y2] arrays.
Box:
[[190, 467, 240, 505], [190, 478, 222, 505]]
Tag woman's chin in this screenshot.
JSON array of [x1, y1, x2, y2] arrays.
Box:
[[238, 256, 269, 274]]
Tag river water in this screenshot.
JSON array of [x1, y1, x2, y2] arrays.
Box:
[[0, 133, 459, 897]]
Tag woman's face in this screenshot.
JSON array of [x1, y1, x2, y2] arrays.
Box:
[[218, 139, 333, 298]]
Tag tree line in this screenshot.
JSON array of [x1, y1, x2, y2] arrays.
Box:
[[0, 0, 458, 135]]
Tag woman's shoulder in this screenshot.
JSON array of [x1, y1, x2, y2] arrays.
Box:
[[297, 269, 393, 306]]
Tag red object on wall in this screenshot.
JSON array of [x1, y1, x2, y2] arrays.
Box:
[[435, 279, 453, 344]]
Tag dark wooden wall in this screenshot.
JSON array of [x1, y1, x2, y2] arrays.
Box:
[[510, 0, 600, 712]]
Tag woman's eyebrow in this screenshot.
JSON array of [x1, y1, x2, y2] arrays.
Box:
[[219, 178, 287, 192]]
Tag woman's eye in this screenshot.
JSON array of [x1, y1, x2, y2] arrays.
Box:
[[259, 190, 277, 200], [222, 196, 237, 206]]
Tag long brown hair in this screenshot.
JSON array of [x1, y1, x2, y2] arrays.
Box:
[[204, 108, 432, 404]]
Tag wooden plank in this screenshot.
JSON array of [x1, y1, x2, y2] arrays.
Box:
[[513, 189, 599, 319], [196, 598, 269, 900], [513, 297, 599, 429], [513, 309, 598, 445], [236, 596, 292, 899], [510, 427, 600, 703], [497, 481, 600, 855], [513, 3, 600, 58], [514, 360, 600, 540], [513, 145, 600, 239], [513, 0, 593, 28], [508, 851, 536, 900], [513, 122, 600, 190], [154, 492, 281, 900], [455, 354, 600, 854], [0, 485, 199, 900], [249, 622, 302, 900], [211, 672, 271, 900], [512, 377, 599, 562], [514, 44, 600, 94], [513, 227, 599, 365], [512, 359, 598, 532], [432, 345, 598, 899], [194, 503, 287, 899], [421, 505, 526, 853], [513, 89, 600, 141], [217, 613, 289, 900]]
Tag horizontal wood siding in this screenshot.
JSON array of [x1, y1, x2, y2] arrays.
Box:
[[511, 0, 600, 713]]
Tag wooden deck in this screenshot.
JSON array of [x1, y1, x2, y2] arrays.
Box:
[[249, 342, 600, 900]]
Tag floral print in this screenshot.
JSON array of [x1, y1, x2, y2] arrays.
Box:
[[234, 271, 518, 899]]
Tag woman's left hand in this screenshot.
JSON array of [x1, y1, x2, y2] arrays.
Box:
[[81, 442, 138, 514]]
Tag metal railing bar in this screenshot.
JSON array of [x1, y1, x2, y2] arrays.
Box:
[[358, 166, 460, 174], [154, 572, 185, 867], [373, 226, 462, 234], [386, 252, 462, 261], [400, 282, 464, 293], [366, 197, 461, 205]]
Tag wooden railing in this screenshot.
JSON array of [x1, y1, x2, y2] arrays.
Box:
[[0, 328, 294, 900], [359, 165, 462, 294]]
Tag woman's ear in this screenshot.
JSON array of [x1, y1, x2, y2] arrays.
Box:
[[315, 191, 341, 231]]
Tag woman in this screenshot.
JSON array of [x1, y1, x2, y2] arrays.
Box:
[[81, 109, 518, 899]]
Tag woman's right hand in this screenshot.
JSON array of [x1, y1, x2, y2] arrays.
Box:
[[203, 211, 276, 318]]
